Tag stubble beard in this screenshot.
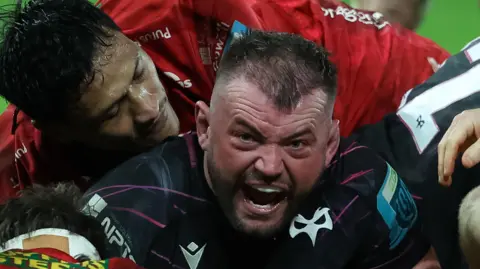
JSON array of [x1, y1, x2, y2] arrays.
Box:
[[205, 150, 304, 239]]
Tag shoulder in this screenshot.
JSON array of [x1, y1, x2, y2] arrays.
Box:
[[0, 106, 17, 159], [329, 140, 415, 203], [0, 105, 37, 145], [81, 133, 208, 264], [0, 104, 40, 146], [0, 106, 43, 191], [89, 133, 199, 191], [325, 139, 418, 245], [97, 0, 180, 24], [326, 139, 390, 194]]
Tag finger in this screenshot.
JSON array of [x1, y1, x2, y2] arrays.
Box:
[[438, 139, 446, 182], [442, 129, 467, 178], [438, 142, 454, 187], [437, 121, 456, 182], [443, 117, 475, 177], [462, 139, 480, 168], [439, 176, 452, 187], [438, 119, 458, 183], [437, 115, 458, 178]]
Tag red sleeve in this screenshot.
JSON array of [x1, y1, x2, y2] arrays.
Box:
[[0, 105, 89, 204], [98, 0, 449, 136], [0, 104, 35, 203]]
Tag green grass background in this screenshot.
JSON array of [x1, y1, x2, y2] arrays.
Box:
[[0, 0, 478, 113]]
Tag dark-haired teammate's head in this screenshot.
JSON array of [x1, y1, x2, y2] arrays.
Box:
[[196, 30, 339, 238], [0, 0, 179, 152], [0, 183, 107, 261]]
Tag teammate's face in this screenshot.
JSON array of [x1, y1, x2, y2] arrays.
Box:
[[196, 79, 339, 238], [43, 32, 179, 152]]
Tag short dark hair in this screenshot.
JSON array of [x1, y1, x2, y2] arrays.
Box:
[[0, 0, 120, 123], [216, 30, 337, 111], [0, 183, 107, 259]]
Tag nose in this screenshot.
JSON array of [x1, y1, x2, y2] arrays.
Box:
[[129, 86, 160, 126], [254, 145, 284, 180]]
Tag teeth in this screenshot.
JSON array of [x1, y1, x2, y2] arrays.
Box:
[[248, 200, 274, 209], [252, 186, 282, 193]]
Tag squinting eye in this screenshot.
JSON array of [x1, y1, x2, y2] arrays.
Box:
[[290, 140, 305, 149], [133, 66, 145, 81], [239, 133, 254, 143]]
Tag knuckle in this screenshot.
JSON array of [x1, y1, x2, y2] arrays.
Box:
[[452, 113, 465, 123]]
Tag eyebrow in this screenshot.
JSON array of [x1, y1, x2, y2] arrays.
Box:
[[233, 118, 265, 139], [97, 53, 141, 118], [281, 127, 314, 141], [233, 118, 314, 141]]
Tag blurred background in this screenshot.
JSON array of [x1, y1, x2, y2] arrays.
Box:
[[0, 0, 478, 113]]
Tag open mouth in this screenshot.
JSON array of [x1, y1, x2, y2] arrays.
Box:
[[242, 184, 288, 212]]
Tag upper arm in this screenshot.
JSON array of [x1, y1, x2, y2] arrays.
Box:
[[81, 152, 181, 263], [341, 147, 427, 268], [339, 145, 418, 248], [375, 162, 418, 249]]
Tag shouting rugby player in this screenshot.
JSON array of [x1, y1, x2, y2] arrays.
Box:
[[0, 0, 448, 203], [81, 31, 425, 269]]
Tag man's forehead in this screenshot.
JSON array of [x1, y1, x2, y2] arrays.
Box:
[[91, 33, 137, 80], [220, 79, 329, 113], [80, 33, 138, 116], [213, 79, 329, 131]]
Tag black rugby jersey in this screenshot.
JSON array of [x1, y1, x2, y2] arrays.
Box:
[[84, 134, 428, 269], [81, 133, 423, 269]]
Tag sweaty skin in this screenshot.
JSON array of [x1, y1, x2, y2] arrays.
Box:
[[41, 32, 179, 152], [196, 78, 340, 238]]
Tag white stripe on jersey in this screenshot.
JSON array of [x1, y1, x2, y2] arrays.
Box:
[[465, 43, 480, 63], [461, 36, 480, 51], [397, 63, 480, 154]]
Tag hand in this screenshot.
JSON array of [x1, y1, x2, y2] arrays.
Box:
[[438, 109, 480, 186]]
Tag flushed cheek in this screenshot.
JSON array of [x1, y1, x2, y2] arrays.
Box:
[[213, 144, 255, 179]]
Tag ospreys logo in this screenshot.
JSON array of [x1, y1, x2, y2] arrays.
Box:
[[289, 207, 333, 246]]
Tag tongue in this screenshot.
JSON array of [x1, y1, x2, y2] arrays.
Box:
[[243, 185, 283, 205]]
